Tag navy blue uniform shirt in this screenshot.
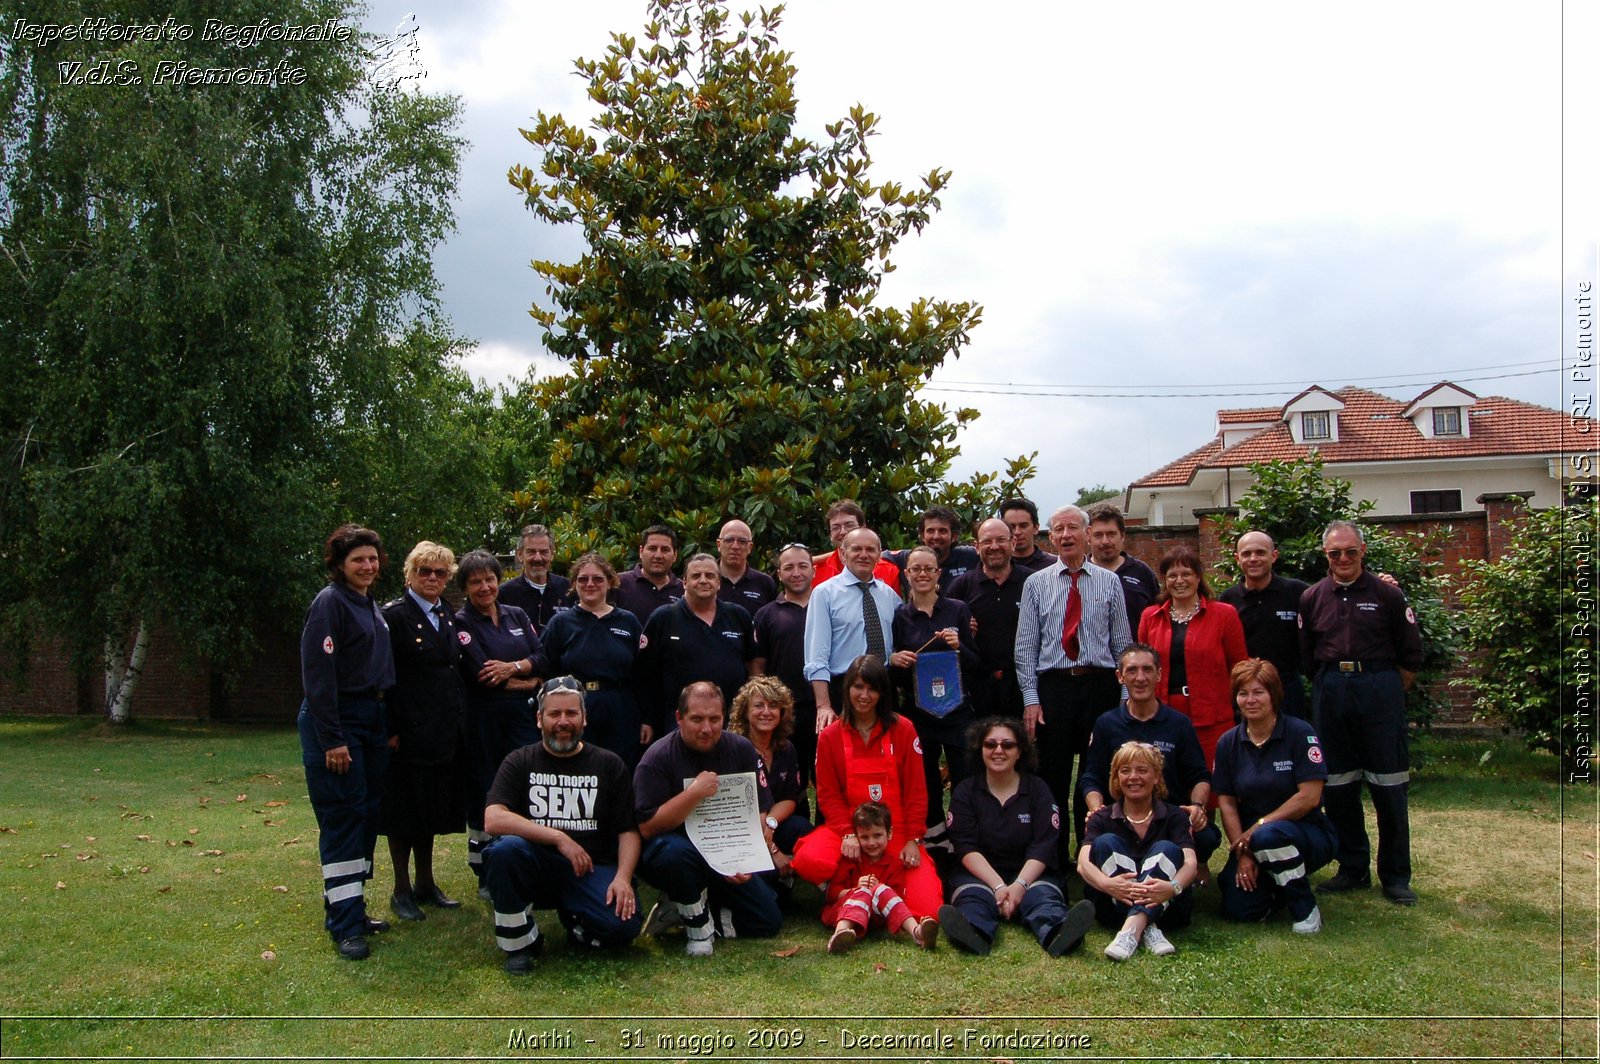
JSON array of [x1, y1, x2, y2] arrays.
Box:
[[1079, 701, 1210, 805], [1109, 553, 1161, 639], [614, 567, 683, 628], [541, 606, 643, 688], [752, 598, 810, 708], [497, 573, 572, 635], [1219, 574, 1309, 677], [300, 582, 395, 751], [947, 565, 1028, 677], [637, 599, 754, 731], [947, 772, 1062, 879], [886, 544, 981, 594], [454, 602, 546, 693], [1212, 713, 1329, 828], [718, 567, 777, 615], [632, 731, 771, 830]]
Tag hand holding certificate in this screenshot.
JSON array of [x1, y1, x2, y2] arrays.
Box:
[[683, 770, 774, 876]]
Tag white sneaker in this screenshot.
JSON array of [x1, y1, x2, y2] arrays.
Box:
[[642, 901, 681, 937], [1142, 925, 1177, 956], [1104, 929, 1139, 962], [1291, 906, 1323, 934], [685, 925, 715, 957], [715, 907, 737, 938]]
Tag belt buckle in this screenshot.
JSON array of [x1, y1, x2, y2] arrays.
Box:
[[584, 681, 602, 691], [1338, 661, 1361, 673]]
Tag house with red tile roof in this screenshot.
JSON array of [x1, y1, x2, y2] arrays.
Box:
[[1124, 383, 1571, 525]]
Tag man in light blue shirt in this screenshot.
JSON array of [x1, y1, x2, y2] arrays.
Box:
[[1014, 504, 1132, 869], [803, 527, 901, 731]]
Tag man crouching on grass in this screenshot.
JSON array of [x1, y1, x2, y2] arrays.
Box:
[[483, 676, 642, 974], [634, 681, 784, 956]]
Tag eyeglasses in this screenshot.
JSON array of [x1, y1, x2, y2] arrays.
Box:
[[1324, 548, 1362, 559], [906, 565, 938, 575], [415, 566, 450, 578], [981, 739, 1019, 751], [718, 536, 752, 546]]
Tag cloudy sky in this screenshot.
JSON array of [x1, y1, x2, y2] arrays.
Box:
[[360, 0, 1590, 512]]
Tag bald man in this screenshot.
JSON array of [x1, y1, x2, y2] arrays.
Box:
[[1217, 531, 1311, 719], [716, 519, 777, 614]]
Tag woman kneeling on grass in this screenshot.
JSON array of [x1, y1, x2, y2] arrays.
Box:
[[1076, 741, 1197, 961], [822, 801, 937, 952], [937, 717, 1095, 957], [1214, 658, 1337, 934]]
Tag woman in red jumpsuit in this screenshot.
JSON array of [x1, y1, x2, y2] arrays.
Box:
[[792, 654, 944, 921]]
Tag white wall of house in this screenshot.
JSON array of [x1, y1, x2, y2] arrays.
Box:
[[1128, 454, 1562, 524]]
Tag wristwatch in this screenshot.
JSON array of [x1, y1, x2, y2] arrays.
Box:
[[764, 816, 778, 831]]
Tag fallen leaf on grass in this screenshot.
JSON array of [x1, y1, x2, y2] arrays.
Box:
[[261, 950, 276, 961], [262, 819, 284, 827], [264, 801, 288, 808], [872, 962, 887, 973], [271, 885, 289, 892], [40, 852, 57, 859], [158, 885, 172, 893], [281, 836, 301, 847], [254, 773, 281, 783], [187, 827, 199, 835], [213, 867, 224, 874], [770, 945, 801, 958], [75, 852, 94, 861], [235, 794, 248, 803], [198, 798, 211, 806], [138, 867, 150, 874], [0, 826, 17, 834], [84, 836, 96, 842], [200, 849, 225, 856], [165, 840, 176, 848], [55, 880, 66, 889], [136, 834, 152, 842], [181, 839, 195, 847]]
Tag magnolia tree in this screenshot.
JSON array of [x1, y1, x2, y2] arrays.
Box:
[[507, 0, 1032, 561]]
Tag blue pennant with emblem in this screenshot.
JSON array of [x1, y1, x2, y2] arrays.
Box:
[[914, 650, 964, 718]]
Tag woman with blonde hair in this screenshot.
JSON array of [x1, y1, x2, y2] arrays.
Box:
[[1076, 741, 1198, 961], [729, 675, 814, 875], [381, 542, 468, 921]]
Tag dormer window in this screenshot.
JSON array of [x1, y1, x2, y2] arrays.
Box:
[[1303, 411, 1331, 440], [1433, 407, 1462, 436]]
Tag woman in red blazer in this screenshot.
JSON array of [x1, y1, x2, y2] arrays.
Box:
[[1137, 546, 1248, 770]]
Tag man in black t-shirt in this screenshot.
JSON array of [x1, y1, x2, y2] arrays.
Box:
[[635, 682, 781, 956], [483, 677, 642, 973]]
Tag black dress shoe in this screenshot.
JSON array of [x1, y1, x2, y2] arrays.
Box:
[[337, 935, 370, 960], [1316, 871, 1372, 895], [1046, 900, 1097, 958], [417, 884, 461, 909], [365, 915, 392, 934], [937, 904, 990, 955], [391, 892, 426, 921], [1382, 882, 1418, 906]]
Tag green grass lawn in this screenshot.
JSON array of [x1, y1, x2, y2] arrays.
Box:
[[0, 717, 1592, 1062]]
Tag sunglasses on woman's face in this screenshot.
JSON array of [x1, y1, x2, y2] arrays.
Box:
[[982, 739, 1019, 751]]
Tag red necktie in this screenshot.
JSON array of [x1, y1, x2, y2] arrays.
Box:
[[1060, 569, 1082, 660]]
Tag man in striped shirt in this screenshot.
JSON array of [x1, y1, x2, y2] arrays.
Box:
[[1014, 504, 1133, 870]]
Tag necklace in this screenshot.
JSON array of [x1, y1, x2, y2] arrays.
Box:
[[1125, 807, 1154, 826], [1168, 602, 1200, 624]]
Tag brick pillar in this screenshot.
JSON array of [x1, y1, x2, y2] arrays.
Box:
[[1194, 507, 1237, 573], [1477, 492, 1532, 562]]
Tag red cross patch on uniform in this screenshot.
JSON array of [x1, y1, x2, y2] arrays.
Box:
[[912, 737, 923, 756], [1308, 745, 1324, 764], [1405, 607, 1417, 625], [868, 784, 883, 801], [457, 631, 472, 645], [322, 636, 334, 654]]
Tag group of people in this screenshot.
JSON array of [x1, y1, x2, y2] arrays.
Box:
[[296, 497, 1423, 967]]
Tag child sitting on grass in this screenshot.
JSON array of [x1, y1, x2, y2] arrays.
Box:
[[822, 801, 938, 952]]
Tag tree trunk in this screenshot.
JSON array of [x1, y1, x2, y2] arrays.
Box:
[[104, 619, 149, 724]]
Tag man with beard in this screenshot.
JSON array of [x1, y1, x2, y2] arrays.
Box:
[[483, 677, 642, 973]]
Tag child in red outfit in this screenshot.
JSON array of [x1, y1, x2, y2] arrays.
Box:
[[823, 802, 938, 952]]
